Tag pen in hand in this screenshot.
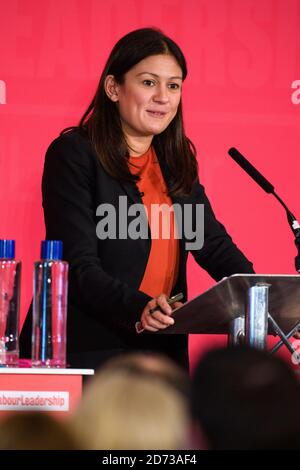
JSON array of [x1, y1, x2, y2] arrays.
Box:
[[135, 293, 184, 334], [148, 293, 184, 314]]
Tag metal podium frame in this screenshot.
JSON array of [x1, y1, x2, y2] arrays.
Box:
[[160, 274, 300, 356]]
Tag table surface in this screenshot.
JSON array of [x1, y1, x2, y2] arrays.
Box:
[[0, 360, 94, 375]]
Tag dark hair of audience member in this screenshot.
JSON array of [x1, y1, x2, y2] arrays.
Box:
[[191, 345, 300, 449]]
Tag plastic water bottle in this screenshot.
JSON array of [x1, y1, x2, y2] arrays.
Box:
[[0, 240, 21, 367], [32, 240, 68, 367]]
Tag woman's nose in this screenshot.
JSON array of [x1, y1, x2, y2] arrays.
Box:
[[153, 85, 169, 103]]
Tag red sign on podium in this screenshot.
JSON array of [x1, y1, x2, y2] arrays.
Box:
[[0, 361, 94, 419]]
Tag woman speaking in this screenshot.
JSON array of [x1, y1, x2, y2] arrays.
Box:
[[21, 28, 254, 370]]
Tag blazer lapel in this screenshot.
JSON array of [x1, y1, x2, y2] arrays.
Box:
[[119, 180, 143, 205]]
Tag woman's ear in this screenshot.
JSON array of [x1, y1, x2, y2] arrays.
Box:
[[104, 75, 120, 102]]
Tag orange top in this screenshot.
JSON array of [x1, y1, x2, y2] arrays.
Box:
[[128, 147, 179, 298]]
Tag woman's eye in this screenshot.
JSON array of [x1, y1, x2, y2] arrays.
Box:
[[143, 80, 155, 87], [168, 83, 180, 90]]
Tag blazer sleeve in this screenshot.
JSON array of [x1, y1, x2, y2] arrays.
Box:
[[42, 133, 151, 332], [190, 181, 255, 281]]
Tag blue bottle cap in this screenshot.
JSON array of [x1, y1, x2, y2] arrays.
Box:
[[0, 240, 15, 259], [41, 240, 63, 260]]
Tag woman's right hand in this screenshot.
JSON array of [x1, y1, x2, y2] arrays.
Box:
[[139, 293, 181, 332]]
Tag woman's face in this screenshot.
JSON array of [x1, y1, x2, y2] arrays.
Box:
[[106, 54, 183, 143]]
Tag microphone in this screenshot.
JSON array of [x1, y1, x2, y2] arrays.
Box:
[[228, 147, 300, 272], [228, 147, 274, 194]]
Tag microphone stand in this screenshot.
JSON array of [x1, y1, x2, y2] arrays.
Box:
[[266, 192, 300, 354], [228, 147, 300, 354], [228, 147, 300, 273], [272, 191, 300, 273]]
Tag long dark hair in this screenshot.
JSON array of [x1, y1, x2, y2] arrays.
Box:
[[62, 28, 198, 197]]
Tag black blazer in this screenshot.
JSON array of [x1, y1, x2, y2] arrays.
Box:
[[21, 130, 254, 363]]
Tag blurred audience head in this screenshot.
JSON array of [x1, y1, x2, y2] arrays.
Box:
[[100, 351, 191, 399], [0, 411, 79, 450], [191, 345, 300, 449], [72, 352, 191, 449]]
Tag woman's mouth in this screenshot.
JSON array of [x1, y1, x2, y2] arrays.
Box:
[[146, 110, 167, 118]]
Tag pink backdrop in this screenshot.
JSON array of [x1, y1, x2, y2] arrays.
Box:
[[1, 0, 300, 369]]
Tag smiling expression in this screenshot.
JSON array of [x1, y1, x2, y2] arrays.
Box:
[[105, 54, 183, 147]]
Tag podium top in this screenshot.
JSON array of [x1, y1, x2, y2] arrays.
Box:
[[160, 274, 300, 335], [0, 368, 95, 375]]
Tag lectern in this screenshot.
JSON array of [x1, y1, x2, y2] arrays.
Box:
[[160, 274, 300, 356]]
